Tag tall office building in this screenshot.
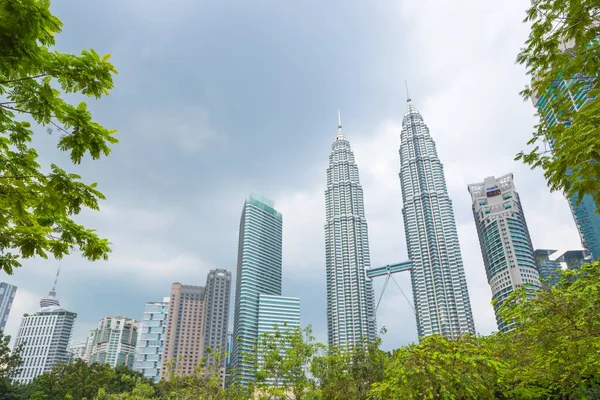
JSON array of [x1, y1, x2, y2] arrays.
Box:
[[87, 316, 138, 368], [468, 174, 541, 332], [399, 96, 475, 339], [231, 193, 283, 385], [0, 282, 17, 332], [203, 269, 231, 369], [133, 298, 169, 382], [324, 112, 376, 349], [535, 249, 588, 287], [532, 39, 600, 261], [162, 283, 206, 378], [257, 295, 300, 337], [13, 268, 76, 384]]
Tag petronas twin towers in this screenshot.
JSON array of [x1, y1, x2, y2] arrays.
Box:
[[325, 96, 475, 348]]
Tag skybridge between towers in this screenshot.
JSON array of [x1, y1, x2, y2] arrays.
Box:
[[367, 260, 416, 314]]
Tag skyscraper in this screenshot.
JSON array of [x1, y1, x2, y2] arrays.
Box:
[[162, 283, 206, 378], [535, 249, 588, 287], [399, 95, 475, 339], [232, 192, 283, 385], [13, 268, 76, 384], [468, 174, 541, 332], [87, 316, 138, 368], [324, 112, 376, 349], [203, 269, 231, 370], [0, 282, 17, 332], [133, 298, 169, 382], [532, 40, 600, 261]]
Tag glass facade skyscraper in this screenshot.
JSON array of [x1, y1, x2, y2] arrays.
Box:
[[399, 97, 475, 339], [468, 174, 541, 332], [133, 298, 169, 382], [532, 41, 600, 261], [231, 193, 283, 385], [324, 115, 376, 349], [257, 295, 300, 337]]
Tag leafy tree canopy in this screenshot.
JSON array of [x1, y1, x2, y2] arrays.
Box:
[[0, 0, 118, 274], [516, 0, 600, 208]]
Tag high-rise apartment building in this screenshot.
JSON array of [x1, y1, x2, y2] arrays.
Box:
[[203, 269, 231, 369], [162, 283, 206, 378], [231, 193, 284, 385], [67, 341, 87, 361], [468, 174, 541, 332], [13, 269, 76, 384], [399, 96, 475, 339], [324, 113, 376, 349], [0, 282, 17, 332], [531, 39, 600, 261], [133, 298, 169, 382], [87, 316, 138, 368]]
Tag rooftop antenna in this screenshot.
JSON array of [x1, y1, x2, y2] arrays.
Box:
[[405, 80, 411, 102], [337, 107, 342, 129], [51, 264, 61, 294]]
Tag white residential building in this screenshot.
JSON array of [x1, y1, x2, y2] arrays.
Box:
[[87, 316, 138, 368]]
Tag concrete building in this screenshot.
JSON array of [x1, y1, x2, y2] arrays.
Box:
[[231, 193, 284, 385], [133, 298, 169, 382], [468, 174, 541, 332], [324, 112, 377, 349], [399, 95, 475, 339], [203, 269, 231, 369], [161, 283, 206, 378], [0, 282, 17, 332], [67, 341, 87, 361], [13, 268, 76, 384], [87, 316, 138, 368]]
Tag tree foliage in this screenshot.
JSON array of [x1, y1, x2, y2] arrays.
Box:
[[0, 0, 118, 274], [515, 0, 600, 208], [25, 360, 153, 400], [497, 261, 600, 399], [252, 325, 319, 400]]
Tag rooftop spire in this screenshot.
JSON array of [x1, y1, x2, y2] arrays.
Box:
[[51, 264, 61, 294], [337, 107, 342, 129], [405, 80, 411, 102]]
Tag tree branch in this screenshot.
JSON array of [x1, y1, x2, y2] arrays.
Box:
[[0, 74, 50, 85]]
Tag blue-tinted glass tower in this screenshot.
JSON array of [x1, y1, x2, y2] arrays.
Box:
[[231, 193, 283, 385]]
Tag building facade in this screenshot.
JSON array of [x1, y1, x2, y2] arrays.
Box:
[[203, 269, 231, 369], [535, 249, 588, 287], [399, 97, 475, 339], [468, 174, 541, 332], [531, 40, 600, 262], [133, 298, 169, 382], [257, 295, 300, 337], [87, 316, 138, 368], [0, 282, 17, 332], [324, 114, 376, 349], [67, 341, 87, 361], [161, 283, 206, 378], [231, 193, 283, 385], [13, 280, 76, 384]]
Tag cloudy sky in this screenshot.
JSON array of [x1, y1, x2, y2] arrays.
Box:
[[3, 0, 583, 350]]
